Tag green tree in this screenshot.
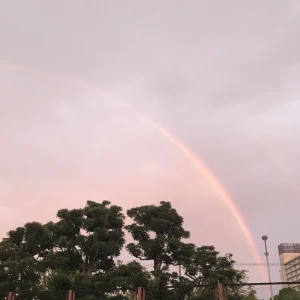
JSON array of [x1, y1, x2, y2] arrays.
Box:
[[169, 246, 246, 300], [92, 261, 150, 299], [100, 261, 150, 290], [183, 246, 245, 286], [226, 286, 258, 300], [0, 199, 252, 300], [0, 222, 53, 299], [45, 261, 150, 300], [47, 200, 125, 276], [274, 287, 300, 300], [243, 287, 258, 300], [126, 201, 195, 280]]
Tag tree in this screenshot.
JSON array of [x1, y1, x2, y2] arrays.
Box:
[[0, 222, 53, 299], [274, 287, 300, 300], [100, 261, 150, 290], [126, 201, 195, 280], [225, 286, 258, 300], [0, 199, 251, 300], [45, 261, 150, 300], [243, 287, 258, 300], [93, 261, 150, 299], [46, 200, 125, 276], [183, 246, 245, 286], [172, 246, 246, 299]]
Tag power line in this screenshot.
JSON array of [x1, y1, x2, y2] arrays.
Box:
[[141, 262, 283, 268], [235, 263, 282, 266]]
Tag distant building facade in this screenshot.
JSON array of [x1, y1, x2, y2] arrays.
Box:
[[279, 243, 300, 291]]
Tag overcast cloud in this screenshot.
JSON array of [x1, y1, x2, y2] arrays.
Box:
[[1, 1, 300, 282]]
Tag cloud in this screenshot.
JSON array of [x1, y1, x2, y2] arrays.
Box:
[[1, 0, 300, 283]]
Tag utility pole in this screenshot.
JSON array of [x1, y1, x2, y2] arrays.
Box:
[[262, 235, 274, 300]]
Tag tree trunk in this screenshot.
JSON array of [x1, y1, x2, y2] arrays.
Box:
[[83, 256, 88, 273], [87, 260, 94, 276], [153, 256, 162, 281]]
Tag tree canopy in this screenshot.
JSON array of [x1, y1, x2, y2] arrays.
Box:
[[274, 287, 300, 300], [126, 201, 195, 278], [0, 200, 254, 300], [46, 200, 125, 276]]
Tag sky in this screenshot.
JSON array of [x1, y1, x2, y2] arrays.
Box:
[[1, 0, 300, 283]]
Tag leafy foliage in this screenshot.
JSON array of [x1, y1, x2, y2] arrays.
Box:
[[0, 199, 251, 300], [126, 201, 195, 277], [0, 222, 52, 295], [274, 288, 300, 300], [46, 200, 125, 276], [183, 245, 246, 286]]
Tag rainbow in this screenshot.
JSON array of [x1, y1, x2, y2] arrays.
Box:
[[2, 61, 266, 279], [141, 116, 265, 269]]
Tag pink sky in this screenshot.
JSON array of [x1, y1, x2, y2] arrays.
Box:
[[2, 1, 300, 283]]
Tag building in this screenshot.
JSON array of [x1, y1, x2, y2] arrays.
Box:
[[278, 243, 300, 291]]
